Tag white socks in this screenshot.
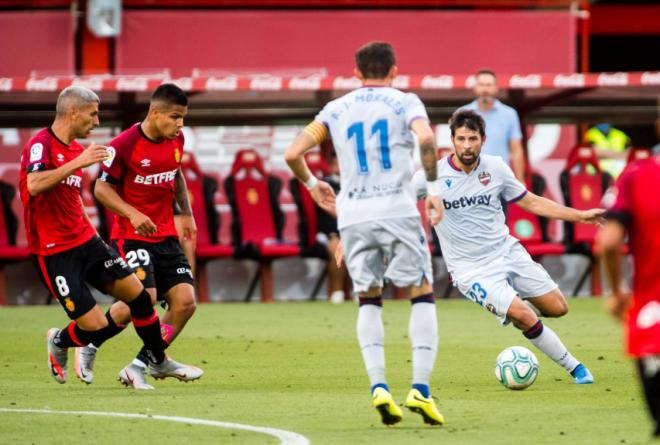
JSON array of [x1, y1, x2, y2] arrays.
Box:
[[525, 321, 579, 372], [409, 302, 438, 387], [357, 303, 386, 387]]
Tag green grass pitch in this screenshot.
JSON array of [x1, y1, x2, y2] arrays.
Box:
[[0, 298, 651, 444]]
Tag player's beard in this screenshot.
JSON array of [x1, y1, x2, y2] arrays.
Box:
[[457, 151, 478, 166]]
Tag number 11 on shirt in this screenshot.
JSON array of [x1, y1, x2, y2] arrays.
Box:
[[348, 119, 392, 174]]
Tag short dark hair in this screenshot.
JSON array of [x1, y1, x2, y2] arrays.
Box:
[[151, 83, 188, 107], [476, 69, 496, 79], [449, 109, 486, 138], [355, 42, 396, 79]]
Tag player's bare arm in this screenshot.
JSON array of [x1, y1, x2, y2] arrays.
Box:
[[595, 219, 630, 320], [410, 119, 442, 225], [27, 143, 108, 196], [284, 123, 336, 215], [516, 191, 606, 225], [174, 168, 197, 241], [94, 179, 157, 237]]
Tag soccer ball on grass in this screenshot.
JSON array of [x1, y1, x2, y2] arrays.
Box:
[[494, 346, 539, 390]]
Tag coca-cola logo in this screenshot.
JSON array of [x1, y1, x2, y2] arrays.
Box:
[[0, 78, 12, 92], [597, 72, 628, 87], [26, 77, 58, 91], [333, 77, 361, 90], [509, 75, 542, 88], [641, 72, 660, 86], [553, 74, 585, 88], [392, 76, 410, 89], [250, 76, 282, 91], [205, 76, 238, 91], [72, 77, 104, 91], [116, 77, 149, 91], [170, 77, 193, 91], [289, 76, 322, 90], [465, 75, 477, 89], [421, 75, 453, 89]]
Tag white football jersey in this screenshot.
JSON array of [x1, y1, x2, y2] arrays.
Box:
[[315, 86, 429, 229], [412, 154, 528, 273]]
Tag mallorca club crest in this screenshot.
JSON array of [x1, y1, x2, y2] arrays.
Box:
[[478, 171, 491, 186], [174, 147, 181, 163], [64, 298, 75, 312]]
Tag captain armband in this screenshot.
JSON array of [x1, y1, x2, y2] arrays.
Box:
[[302, 121, 329, 145], [98, 170, 118, 185]]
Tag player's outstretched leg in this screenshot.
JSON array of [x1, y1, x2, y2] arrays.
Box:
[[513, 306, 594, 384], [404, 294, 444, 425], [358, 295, 402, 425]]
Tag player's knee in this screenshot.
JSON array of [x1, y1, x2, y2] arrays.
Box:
[[508, 300, 538, 331], [170, 294, 196, 319], [554, 301, 569, 317]]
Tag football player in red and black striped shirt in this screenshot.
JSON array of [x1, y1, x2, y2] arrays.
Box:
[[19, 86, 171, 387], [90, 84, 202, 388], [598, 155, 660, 437]]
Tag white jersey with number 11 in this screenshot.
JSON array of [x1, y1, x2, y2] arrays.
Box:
[[315, 86, 429, 229]]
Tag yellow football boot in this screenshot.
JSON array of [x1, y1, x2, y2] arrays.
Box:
[[371, 387, 403, 425], [404, 388, 445, 426]]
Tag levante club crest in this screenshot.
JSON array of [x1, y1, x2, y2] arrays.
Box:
[[479, 171, 491, 186]]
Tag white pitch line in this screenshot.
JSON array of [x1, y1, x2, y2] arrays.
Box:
[[0, 408, 310, 445]]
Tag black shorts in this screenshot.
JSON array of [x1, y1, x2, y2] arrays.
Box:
[[112, 237, 193, 299], [34, 236, 133, 319], [638, 356, 660, 437]]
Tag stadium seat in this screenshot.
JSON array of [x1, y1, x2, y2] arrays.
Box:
[[224, 149, 300, 302], [181, 152, 233, 303], [0, 179, 29, 305], [626, 146, 652, 164], [560, 144, 612, 296], [508, 172, 565, 257], [288, 152, 331, 300]]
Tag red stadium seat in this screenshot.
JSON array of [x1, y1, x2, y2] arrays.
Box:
[[626, 146, 652, 164], [289, 152, 331, 299], [560, 145, 612, 296], [508, 172, 565, 258], [0, 179, 29, 306], [180, 152, 233, 303], [224, 149, 300, 302]]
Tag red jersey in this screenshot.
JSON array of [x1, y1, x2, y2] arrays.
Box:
[[607, 156, 660, 357], [19, 128, 97, 255], [99, 124, 184, 243]]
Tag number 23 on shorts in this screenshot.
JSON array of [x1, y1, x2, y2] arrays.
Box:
[[467, 282, 488, 306]]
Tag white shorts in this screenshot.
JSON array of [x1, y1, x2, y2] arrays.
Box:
[[340, 217, 433, 293], [451, 242, 558, 325]]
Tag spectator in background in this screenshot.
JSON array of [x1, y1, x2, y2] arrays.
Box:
[[461, 69, 525, 181], [584, 123, 632, 178]]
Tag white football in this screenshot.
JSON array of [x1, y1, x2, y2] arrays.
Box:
[[494, 346, 539, 390]]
